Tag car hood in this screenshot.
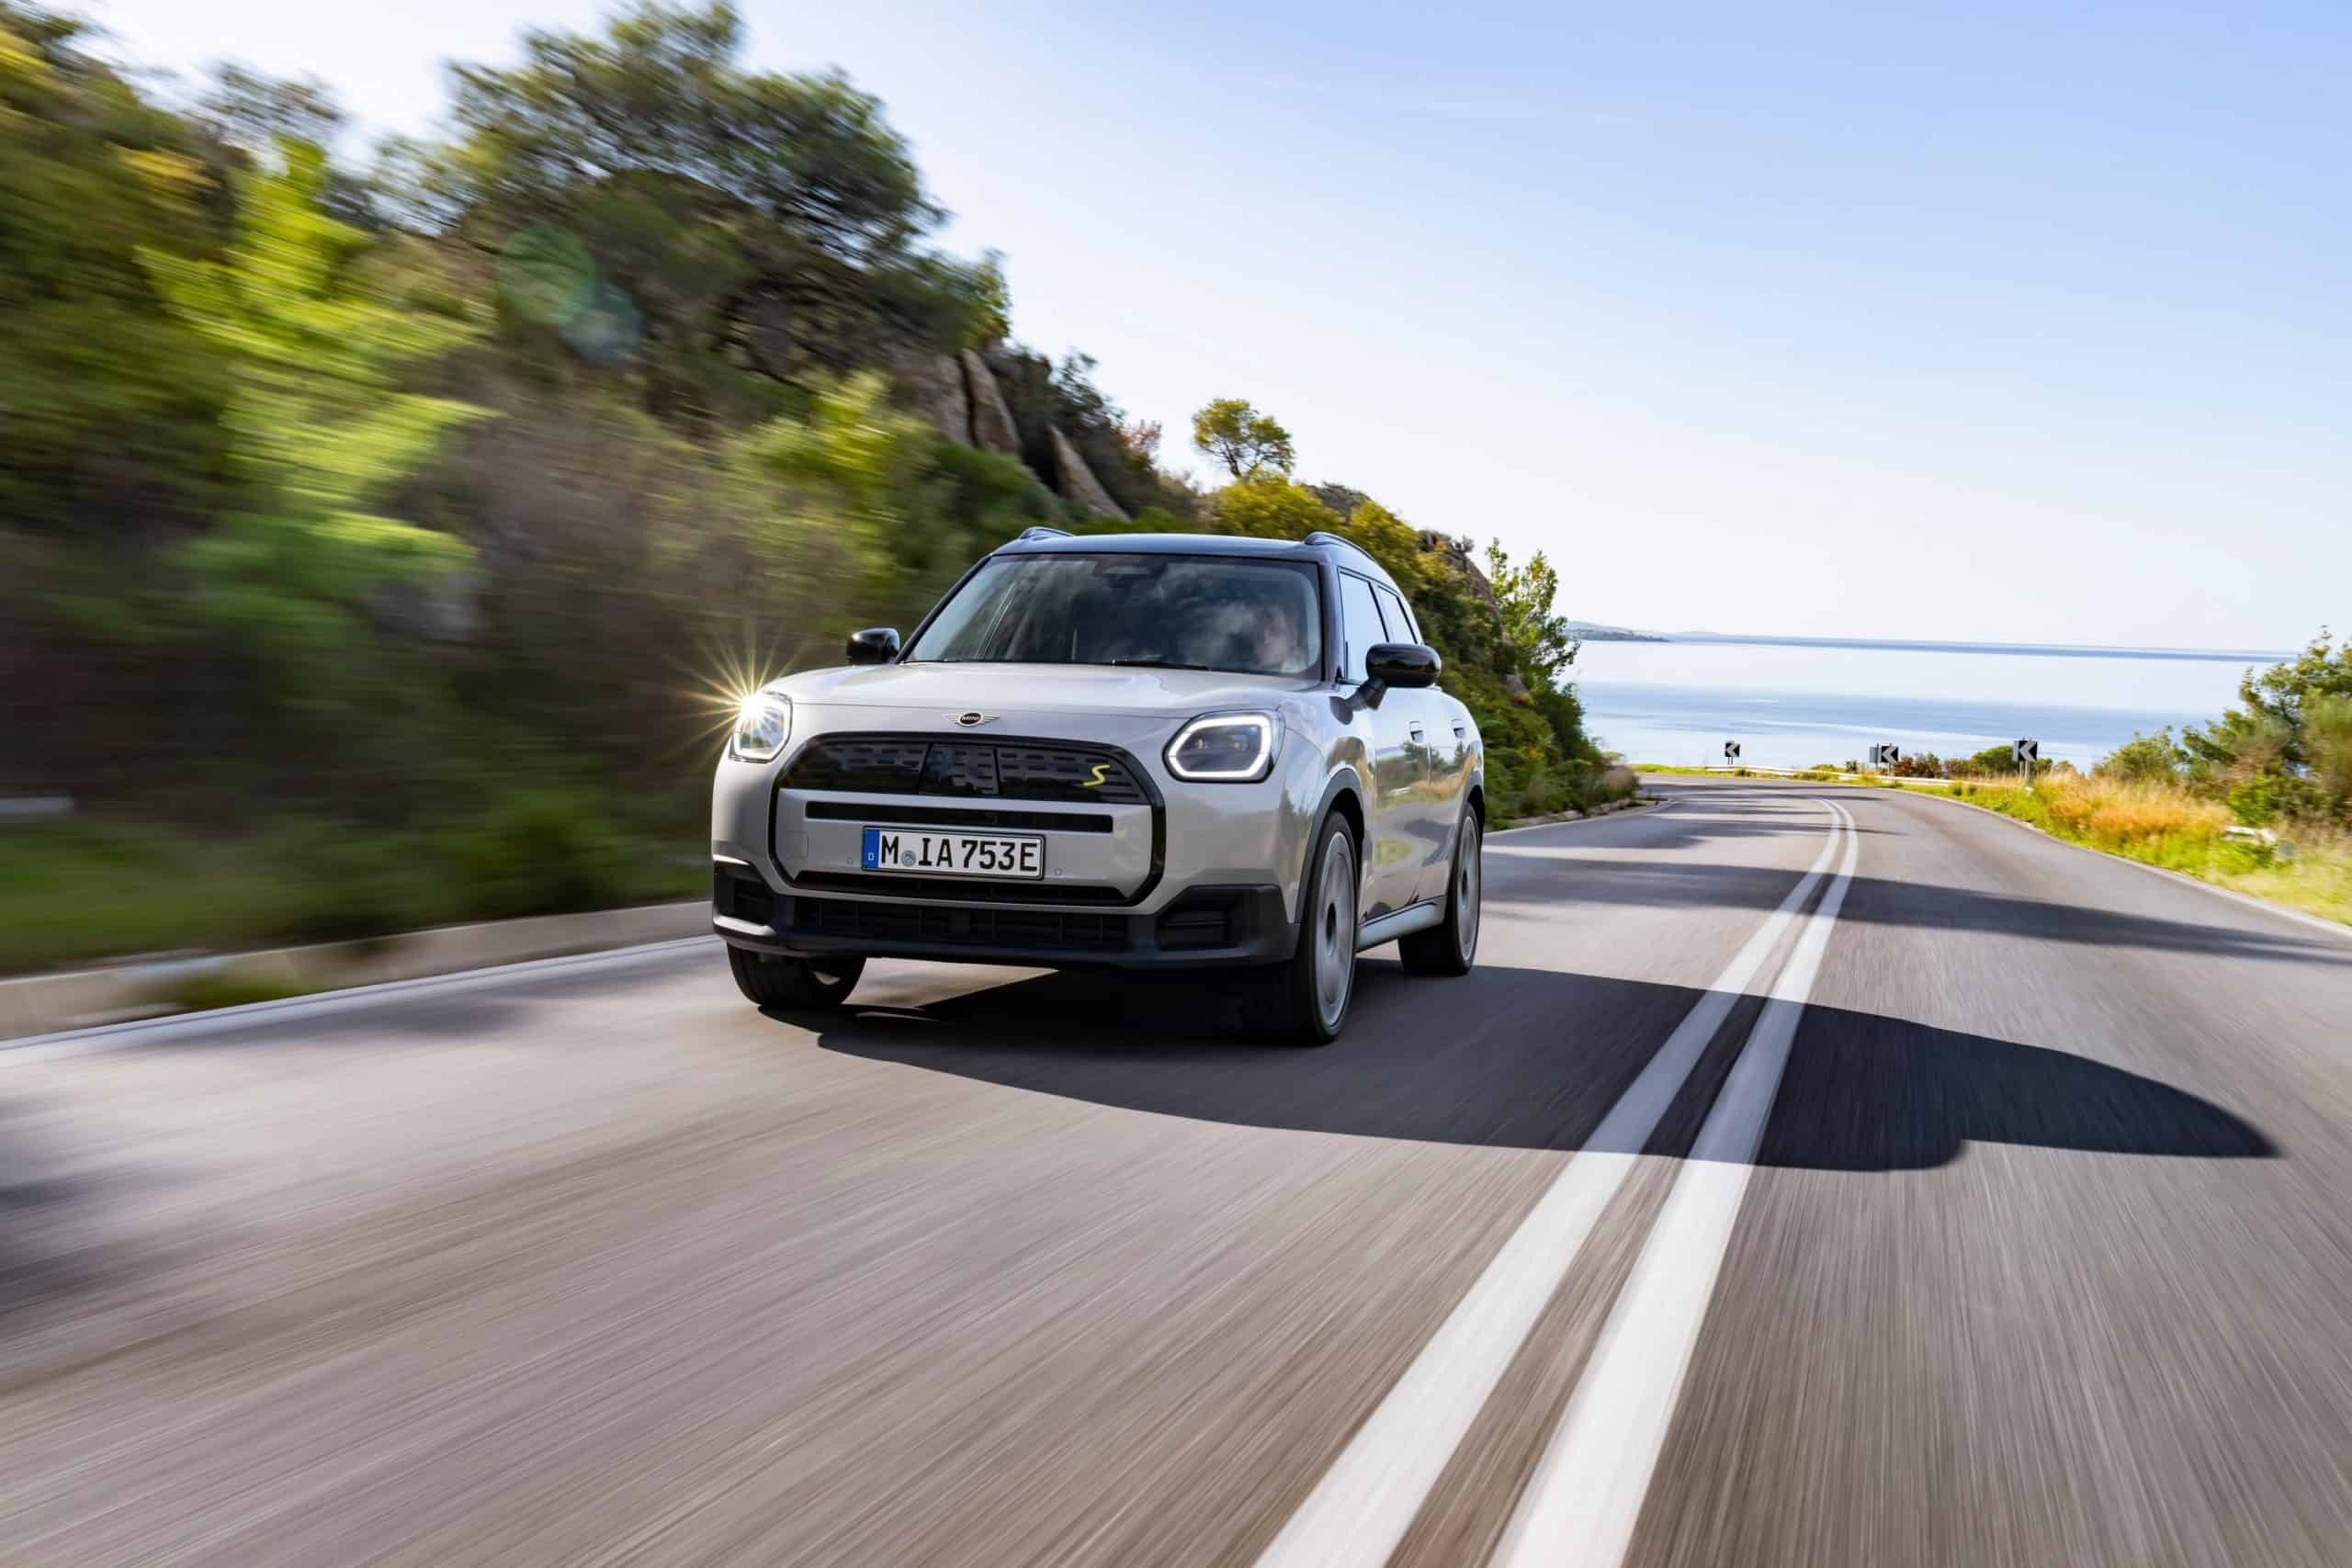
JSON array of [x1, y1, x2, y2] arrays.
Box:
[[772, 662, 1312, 723]]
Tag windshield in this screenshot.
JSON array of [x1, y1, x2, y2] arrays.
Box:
[[905, 553, 1324, 677]]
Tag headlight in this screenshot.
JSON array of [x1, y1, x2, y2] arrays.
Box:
[[1166, 711, 1280, 782], [729, 692, 791, 762]]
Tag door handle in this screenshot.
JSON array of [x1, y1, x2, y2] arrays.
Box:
[[1453, 723, 1466, 739], [1408, 725, 1426, 742]]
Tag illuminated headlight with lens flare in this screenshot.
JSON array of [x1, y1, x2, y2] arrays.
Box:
[[1166, 711, 1280, 782], [729, 692, 791, 762]]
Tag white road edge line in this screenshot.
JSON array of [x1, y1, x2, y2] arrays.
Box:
[[1490, 801, 1861, 1568], [1, 936, 720, 1062], [1252, 801, 1848, 1568]]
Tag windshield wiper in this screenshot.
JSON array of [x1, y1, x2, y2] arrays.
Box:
[[1108, 659, 1218, 671]]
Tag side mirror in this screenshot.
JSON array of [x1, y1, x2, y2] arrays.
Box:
[[844, 626, 900, 665], [1365, 642, 1441, 690]]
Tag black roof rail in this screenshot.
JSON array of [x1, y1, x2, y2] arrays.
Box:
[[1304, 529, 1383, 570], [1014, 525, 1074, 542]]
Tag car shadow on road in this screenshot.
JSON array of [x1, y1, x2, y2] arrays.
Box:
[[0, 1098, 120, 1317], [808, 964, 2275, 1171], [1487, 857, 2347, 967]]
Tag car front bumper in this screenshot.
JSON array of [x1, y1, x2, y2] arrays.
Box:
[[710, 864, 1295, 967]]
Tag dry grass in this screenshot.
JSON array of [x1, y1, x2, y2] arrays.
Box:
[[1948, 774, 2352, 928], [2029, 773, 2230, 852]]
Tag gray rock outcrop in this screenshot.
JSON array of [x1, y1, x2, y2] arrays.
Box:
[[961, 349, 1022, 456], [1419, 529, 1498, 608], [1050, 426, 1129, 520], [894, 351, 969, 444]]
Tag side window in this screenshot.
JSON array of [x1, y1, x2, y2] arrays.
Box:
[[1338, 573, 1385, 682], [1373, 584, 1418, 644]]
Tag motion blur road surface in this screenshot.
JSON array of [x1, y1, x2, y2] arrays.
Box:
[[6, 778, 2350, 1566]]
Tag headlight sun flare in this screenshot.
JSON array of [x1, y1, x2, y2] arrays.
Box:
[[1166, 711, 1279, 782], [729, 692, 792, 762]]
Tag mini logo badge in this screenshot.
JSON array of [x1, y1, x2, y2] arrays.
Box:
[[953, 711, 995, 728]]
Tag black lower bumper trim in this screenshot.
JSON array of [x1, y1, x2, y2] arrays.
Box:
[[712, 882, 1294, 968]]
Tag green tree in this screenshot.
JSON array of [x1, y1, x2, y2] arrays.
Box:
[[2304, 693, 2352, 818], [963, 248, 1011, 349], [197, 62, 345, 155], [1209, 474, 1335, 539], [1339, 498, 1428, 598], [436, 2, 1001, 420], [2097, 728, 2187, 784], [736, 371, 1057, 631], [1191, 397, 1295, 479], [0, 4, 230, 533], [2184, 632, 2351, 780], [1956, 742, 2023, 776], [1485, 542, 1577, 689], [140, 141, 487, 706]]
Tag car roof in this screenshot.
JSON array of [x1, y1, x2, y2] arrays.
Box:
[[993, 529, 1403, 593]]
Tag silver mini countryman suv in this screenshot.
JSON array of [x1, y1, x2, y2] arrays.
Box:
[[710, 527, 1485, 1043]]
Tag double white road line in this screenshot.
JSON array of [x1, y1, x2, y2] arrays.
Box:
[[1258, 799, 1862, 1568]]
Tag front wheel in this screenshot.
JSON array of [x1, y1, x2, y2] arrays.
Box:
[[728, 946, 865, 1010], [1264, 812, 1360, 1045], [1400, 803, 1480, 976]]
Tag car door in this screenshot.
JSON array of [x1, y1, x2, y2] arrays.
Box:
[[1371, 582, 1463, 903], [1337, 570, 1425, 919]]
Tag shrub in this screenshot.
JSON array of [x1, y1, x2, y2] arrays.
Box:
[[2097, 728, 2187, 784], [2226, 772, 2325, 828], [266, 824, 436, 942], [1590, 764, 1638, 807], [440, 788, 636, 920], [2305, 692, 2352, 819]]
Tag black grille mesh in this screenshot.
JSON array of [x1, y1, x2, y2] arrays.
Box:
[[781, 738, 930, 793]]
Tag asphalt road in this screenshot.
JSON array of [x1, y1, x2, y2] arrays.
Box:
[[6, 777, 2351, 1566]]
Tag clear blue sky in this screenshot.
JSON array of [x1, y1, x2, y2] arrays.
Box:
[[86, 0, 2351, 648]]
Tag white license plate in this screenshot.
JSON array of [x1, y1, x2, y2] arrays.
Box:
[[860, 827, 1045, 879]]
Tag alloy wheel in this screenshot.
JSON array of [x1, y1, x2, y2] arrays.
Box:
[[1316, 831, 1358, 1031], [1456, 819, 1482, 963]]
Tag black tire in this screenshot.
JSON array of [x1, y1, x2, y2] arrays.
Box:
[[1399, 801, 1481, 976], [1263, 811, 1361, 1045], [728, 946, 865, 1010]]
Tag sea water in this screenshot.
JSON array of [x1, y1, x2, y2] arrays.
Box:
[[1572, 637, 2290, 772]]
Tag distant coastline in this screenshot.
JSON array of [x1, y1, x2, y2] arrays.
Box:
[[1568, 627, 2293, 664], [1563, 622, 1669, 643]]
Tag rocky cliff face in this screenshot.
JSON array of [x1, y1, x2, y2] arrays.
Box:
[[892, 350, 1131, 522], [1049, 426, 1129, 520], [893, 350, 968, 446], [1307, 483, 1373, 519], [1308, 486, 1497, 606], [1419, 529, 1498, 608], [958, 349, 1023, 457]]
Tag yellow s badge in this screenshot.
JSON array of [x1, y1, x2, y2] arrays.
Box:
[[1082, 762, 1112, 788]]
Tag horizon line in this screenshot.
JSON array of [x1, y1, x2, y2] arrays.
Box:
[[1577, 628, 2301, 663]]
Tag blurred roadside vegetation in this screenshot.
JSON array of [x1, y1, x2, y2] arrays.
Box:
[[0, 3, 1620, 973], [1946, 635, 2352, 926], [1644, 637, 2352, 926]]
